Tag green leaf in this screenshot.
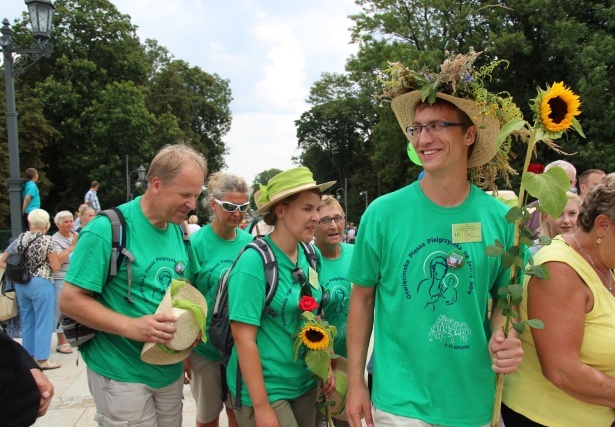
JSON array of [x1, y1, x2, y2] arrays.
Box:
[[526, 319, 545, 329], [501, 252, 514, 268], [496, 117, 526, 149], [302, 311, 315, 321], [486, 245, 504, 257], [530, 265, 551, 280], [505, 206, 524, 223], [538, 235, 552, 246], [520, 236, 534, 248], [571, 117, 585, 138], [495, 239, 504, 249], [305, 350, 330, 382], [512, 255, 526, 269], [513, 321, 526, 334], [522, 168, 569, 219], [497, 298, 510, 309], [508, 284, 523, 299], [509, 309, 519, 318], [507, 246, 520, 256], [293, 337, 302, 361]]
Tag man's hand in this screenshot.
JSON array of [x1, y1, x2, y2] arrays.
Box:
[[489, 329, 523, 374], [183, 358, 191, 384], [30, 369, 54, 417], [254, 403, 280, 427], [345, 380, 373, 427], [322, 362, 336, 398], [123, 313, 177, 343]]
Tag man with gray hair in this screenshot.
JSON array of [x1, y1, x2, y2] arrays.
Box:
[[60, 145, 207, 426]]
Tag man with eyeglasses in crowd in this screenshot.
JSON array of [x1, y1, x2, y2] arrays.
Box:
[[60, 145, 206, 426], [345, 54, 523, 427]]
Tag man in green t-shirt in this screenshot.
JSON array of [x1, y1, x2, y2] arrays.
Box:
[[345, 53, 524, 427], [59, 145, 206, 427]]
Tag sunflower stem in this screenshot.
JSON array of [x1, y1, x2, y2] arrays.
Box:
[[490, 125, 536, 427]]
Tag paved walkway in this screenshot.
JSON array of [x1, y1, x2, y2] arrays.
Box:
[[27, 334, 371, 426], [26, 335, 223, 427]]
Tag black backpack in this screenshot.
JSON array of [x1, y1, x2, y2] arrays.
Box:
[[209, 237, 318, 409], [61, 208, 191, 347], [4, 234, 43, 285]]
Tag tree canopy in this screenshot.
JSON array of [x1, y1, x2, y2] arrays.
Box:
[[0, 0, 232, 226], [294, 0, 615, 221]]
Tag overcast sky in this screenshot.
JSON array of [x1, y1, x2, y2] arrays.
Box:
[[3, 0, 360, 184]]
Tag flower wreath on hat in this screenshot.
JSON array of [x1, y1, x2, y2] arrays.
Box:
[[378, 48, 524, 190]]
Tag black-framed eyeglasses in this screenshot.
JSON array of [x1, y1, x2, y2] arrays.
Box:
[[319, 215, 345, 225], [214, 198, 250, 213], [292, 266, 312, 297], [406, 122, 464, 138]]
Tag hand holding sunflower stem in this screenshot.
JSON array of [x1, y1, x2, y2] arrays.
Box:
[[487, 82, 584, 427], [293, 311, 337, 425]]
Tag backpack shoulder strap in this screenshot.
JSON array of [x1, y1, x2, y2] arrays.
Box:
[[179, 221, 192, 262], [299, 241, 319, 272], [98, 208, 136, 304], [244, 237, 279, 316]]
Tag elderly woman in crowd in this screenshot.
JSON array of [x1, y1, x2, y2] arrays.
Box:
[[74, 206, 95, 233], [51, 211, 78, 354], [502, 173, 615, 426], [10, 209, 66, 369], [187, 172, 253, 427], [528, 191, 582, 255]]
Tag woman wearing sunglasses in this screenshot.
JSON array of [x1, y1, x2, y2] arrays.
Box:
[[227, 167, 336, 427], [313, 195, 353, 425], [187, 171, 253, 427]]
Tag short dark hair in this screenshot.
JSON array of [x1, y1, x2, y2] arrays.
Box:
[[579, 169, 605, 186], [25, 168, 38, 180]]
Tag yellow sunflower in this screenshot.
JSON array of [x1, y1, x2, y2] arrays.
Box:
[[299, 324, 330, 351], [539, 82, 581, 132]]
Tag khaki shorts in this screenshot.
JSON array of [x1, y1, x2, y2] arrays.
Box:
[[232, 385, 317, 427], [87, 367, 183, 427], [374, 408, 491, 427], [189, 352, 231, 423]]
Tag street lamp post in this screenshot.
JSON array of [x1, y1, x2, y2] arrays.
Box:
[[125, 155, 147, 201], [359, 191, 368, 210], [335, 177, 349, 220], [2, 0, 55, 240]]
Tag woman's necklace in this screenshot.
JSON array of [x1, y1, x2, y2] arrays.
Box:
[[571, 234, 614, 294]]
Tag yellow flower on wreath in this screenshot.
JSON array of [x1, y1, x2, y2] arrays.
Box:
[[537, 81, 581, 132], [299, 324, 330, 351]]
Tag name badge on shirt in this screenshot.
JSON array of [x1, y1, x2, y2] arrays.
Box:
[[452, 222, 482, 243], [308, 267, 319, 290]]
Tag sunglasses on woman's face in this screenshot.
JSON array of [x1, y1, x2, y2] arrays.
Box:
[[292, 266, 312, 297], [214, 198, 250, 213]]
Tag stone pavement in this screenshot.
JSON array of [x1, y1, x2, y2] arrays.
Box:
[[26, 334, 225, 427], [27, 334, 371, 427]]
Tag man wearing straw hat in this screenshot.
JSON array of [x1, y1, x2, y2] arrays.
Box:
[[345, 52, 524, 427], [60, 145, 206, 426]]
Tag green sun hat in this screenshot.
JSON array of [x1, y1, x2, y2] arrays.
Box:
[[254, 167, 335, 214]]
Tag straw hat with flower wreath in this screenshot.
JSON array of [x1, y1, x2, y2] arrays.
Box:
[[141, 279, 207, 365], [254, 167, 336, 214], [380, 48, 523, 189]]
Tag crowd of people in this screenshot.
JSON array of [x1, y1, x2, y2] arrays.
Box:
[[2, 55, 615, 427]]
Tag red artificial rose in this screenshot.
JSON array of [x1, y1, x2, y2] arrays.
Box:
[[527, 163, 545, 174], [299, 296, 319, 312]]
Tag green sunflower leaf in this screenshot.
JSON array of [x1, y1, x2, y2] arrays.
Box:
[[522, 168, 569, 219], [305, 350, 330, 382], [496, 117, 526, 149]]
